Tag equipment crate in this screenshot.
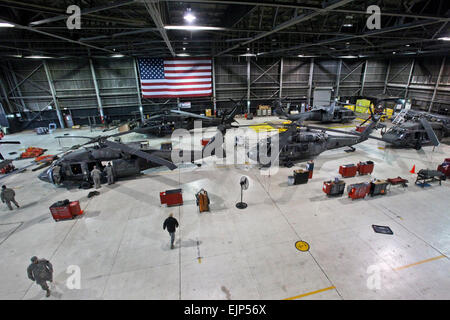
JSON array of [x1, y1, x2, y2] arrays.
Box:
[[347, 182, 371, 200], [339, 164, 357, 178], [357, 161, 374, 175], [370, 180, 389, 196], [323, 180, 346, 196], [160, 189, 183, 206]]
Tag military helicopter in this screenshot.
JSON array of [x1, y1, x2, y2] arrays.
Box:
[[248, 108, 380, 167], [131, 98, 243, 137], [380, 116, 444, 149], [272, 95, 356, 123], [37, 127, 207, 188]]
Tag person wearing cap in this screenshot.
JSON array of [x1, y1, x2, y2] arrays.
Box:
[[163, 213, 179, 249], [1, 185, 19, 211], [90, 166, 102, 189], [105, 162, 114, 185], [27, 256, 53, 297]]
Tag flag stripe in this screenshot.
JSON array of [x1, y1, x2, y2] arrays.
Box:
[[138, 58, 212, 98], [143, 93, 212, 98], [143, 84, 212, 91]]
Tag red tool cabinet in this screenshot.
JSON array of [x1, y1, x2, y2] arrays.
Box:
[[160, 189, 183, 206], [323, 180, 346, 196], [339, 164, 357, 178], [347, 182, 371, 200], [50, 201, 83, 221], [357, 161, 374, 175]]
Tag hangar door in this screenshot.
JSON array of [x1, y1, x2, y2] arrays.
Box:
[[313, 87, 332, 107]]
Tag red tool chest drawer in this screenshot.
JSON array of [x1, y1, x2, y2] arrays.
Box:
[[50, 205, 73, 221], [339, 164, 357, 178], [347, 182, 371, 200], [160, 189, 183, 206], [357, 161, 374, 175]]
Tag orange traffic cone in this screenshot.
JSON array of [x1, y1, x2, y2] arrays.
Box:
[[409, 165, 416, 174]]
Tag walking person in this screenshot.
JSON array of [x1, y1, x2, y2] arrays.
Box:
[[90, 166, 102, 189], [105, 162, 115, 185], [1, 185, 19, 211], [27, 256, 53, 297], [163, 213, 179, 249]]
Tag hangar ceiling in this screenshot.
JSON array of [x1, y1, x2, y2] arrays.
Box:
[[0, 0, 449, 59]]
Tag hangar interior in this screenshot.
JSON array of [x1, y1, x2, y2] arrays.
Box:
[[0, 0, 449, 300]]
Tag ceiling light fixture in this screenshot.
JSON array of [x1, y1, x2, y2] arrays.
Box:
[[438, 37, 450, 41], [164, 25, 225, 31], [177, 53, 190, 57], [25, 55, 52, 59], [111, 54, 124, 58], [339, 55, 358, 58], [0, 22, 15, 27], [183, 8, 196, 23], [343, 23, 353, 27]]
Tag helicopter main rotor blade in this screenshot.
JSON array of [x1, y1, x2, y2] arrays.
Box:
[[169, 109, 212, 121], [0, 141, 21, 144], [103, 140, 177, 170], [419, 118, 440, 147]]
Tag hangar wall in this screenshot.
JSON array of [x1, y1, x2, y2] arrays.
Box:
[[0, 56, 449, 130]]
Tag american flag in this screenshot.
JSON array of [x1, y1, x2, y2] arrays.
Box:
[[138, 57, 212, 98]]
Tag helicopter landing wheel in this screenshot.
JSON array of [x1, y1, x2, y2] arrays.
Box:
[[285, 161, 293, 168]]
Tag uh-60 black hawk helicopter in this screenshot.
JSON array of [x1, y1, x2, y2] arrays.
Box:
[[378, 109, 449, 149], [248, 107, 381, 167], [37, 126, 212, 188], [119, 98, 242, 137], [273, 98, 356, 124]]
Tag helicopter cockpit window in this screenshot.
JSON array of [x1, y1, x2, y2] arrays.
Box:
[[70, 164, 82, 175]]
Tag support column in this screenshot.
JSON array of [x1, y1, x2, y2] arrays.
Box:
[[335, 59, 342, 98], [307, 58, 314, 107], [133, 58, 145, 121], [6, 62, 26, 112], [0, 76, 13, 114], [383, 59, 391, 95], [405, 58, 415, 99], [89, 58, 104, 120], [279, 58, 284, 98], [212, 57, 217, 115], [429, 56, 446, 112], [43, 60, 65, 129], [360, 60, 369, 96], [247, 57, 251, 114]]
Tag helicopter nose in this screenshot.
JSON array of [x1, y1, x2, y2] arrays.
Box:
[[38, 168, 52, 183]]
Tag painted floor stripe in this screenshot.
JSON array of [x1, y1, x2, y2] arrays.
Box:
[[283, 286, 336, 300], [393, 255, 446, 271]]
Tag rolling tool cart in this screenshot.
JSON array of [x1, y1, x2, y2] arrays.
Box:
[[357, 161, 374, 175], [347, 182, 371, 200], [437, 159, 450, 177], [339, 164, 357, 178], [160, 189, 183, 206], [323, 179, 346, 196], [415, 169, 446, 187], [50, 200, 83, 221], [293, 169, 309, 185], [370, 180, 389, 196], [387, 177, 408, 188]]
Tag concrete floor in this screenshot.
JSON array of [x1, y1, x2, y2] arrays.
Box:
[[0, 116, 449, 300]]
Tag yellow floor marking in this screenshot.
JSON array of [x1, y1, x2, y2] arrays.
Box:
[[284, 286, 336, 300], [393, 255, 446, 271]]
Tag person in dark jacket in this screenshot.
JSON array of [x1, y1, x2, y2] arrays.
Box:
[[27, 256, 53, 297], [163, 213, 179, 249], [1, 185, 19, 210]]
